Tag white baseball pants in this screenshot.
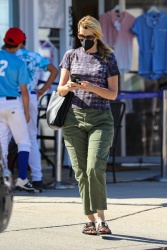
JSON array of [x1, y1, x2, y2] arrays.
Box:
[[26, 93, 42, 181], [0, 98, 31, 169]]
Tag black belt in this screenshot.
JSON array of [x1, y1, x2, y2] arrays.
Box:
[[19, 91, 36, 94], [6, 97, 17, 100], [30, 91, 36, 94]]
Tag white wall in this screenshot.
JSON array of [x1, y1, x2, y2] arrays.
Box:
[[19, 0, 38, 51]]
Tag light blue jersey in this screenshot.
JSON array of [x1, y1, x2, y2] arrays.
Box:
[[0, 50, 30, 97], [16, 49, 50, 91], [131, 12, 167, 80]]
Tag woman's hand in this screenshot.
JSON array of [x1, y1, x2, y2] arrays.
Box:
[[79, 81, 93, 91], [77, 75, 118, 100], [65, 81, 82, 91], [65, 80, 94, 93]]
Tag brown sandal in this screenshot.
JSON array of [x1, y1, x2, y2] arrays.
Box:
[[82, 222, 97, 235], [97, 221, 112, 235]]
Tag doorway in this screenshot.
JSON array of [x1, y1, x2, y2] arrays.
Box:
[[72, 0, 98, 48]]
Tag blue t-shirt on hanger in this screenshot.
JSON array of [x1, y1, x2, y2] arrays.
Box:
[[131, 11, 167, 80]]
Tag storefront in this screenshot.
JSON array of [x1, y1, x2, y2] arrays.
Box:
[[1, 0, 167, 168], [100, 1, 167, 167]]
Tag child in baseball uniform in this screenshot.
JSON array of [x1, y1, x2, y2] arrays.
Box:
[[16, 37, 58, 192], [0, 27, 39, 193]]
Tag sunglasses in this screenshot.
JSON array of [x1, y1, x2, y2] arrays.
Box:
[[77, 34, 95, 40]]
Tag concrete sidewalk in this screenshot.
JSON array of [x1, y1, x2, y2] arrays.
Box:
[[1, 168, 167, 250]]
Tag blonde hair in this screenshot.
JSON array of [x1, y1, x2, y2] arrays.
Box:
[[78, 15, 113, 61]]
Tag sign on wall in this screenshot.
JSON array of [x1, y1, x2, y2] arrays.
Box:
[[39, 0, 64, 28]]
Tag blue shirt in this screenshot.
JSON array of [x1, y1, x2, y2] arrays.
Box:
[[131, 12, 167, 80], [60, 47, 119, 110], [16, 49, 50, 91], [0, 50, 30, 97]]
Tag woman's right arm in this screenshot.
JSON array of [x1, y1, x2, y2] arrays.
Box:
[[57, 68, 70, 96], [58, 68, 81, 96]]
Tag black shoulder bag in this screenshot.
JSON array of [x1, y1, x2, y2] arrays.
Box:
[[46, 50, 75, 130]]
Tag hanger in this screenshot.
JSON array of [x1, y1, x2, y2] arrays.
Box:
[[112, 5, 123, 17], [147, 6, 160, 13], [112, 5, 123, 13]]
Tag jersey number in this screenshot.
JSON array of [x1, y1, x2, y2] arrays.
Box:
[[0, 60, 8, 76]]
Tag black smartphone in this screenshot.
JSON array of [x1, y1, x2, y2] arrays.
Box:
[[70, 74, 82, 84]]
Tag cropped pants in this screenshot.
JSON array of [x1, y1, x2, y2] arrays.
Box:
[[63, 108, 114, 215]]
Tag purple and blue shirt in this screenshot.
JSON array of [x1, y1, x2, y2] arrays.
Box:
[[59, 47, 119, 110]]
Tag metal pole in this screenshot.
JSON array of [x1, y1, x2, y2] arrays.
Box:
[[120, 74, 126, 156], [53, 0, 75, 189], [118, 0, 126, 157], [56, 128, 63, 186], [55, 128, 76, 189], [160, 90, 167, 182]]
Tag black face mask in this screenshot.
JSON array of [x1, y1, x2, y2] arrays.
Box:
[[80, 39, 94, 51]]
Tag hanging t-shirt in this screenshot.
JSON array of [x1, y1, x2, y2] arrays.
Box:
[[131, 12, 167, 80], [99, 11, 135, 74]]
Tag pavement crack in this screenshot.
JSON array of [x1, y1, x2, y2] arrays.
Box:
[[107, 205, 164, 222], [5, 222, 84, 233], [14, 201, 82, 204]]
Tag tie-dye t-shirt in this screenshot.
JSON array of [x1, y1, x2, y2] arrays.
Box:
[[59, 47, 119, 110], [16, 49, 49, 91]]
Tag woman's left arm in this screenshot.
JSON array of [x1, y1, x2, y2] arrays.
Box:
[[79, 75, 118, 100]]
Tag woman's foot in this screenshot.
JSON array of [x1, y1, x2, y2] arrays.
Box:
[[97, 221, 112, 235], [82, 222, 97, 235]]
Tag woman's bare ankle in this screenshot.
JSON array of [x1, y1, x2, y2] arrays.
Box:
[[97, 210, 105, 222], [86, 214, 96, 223]]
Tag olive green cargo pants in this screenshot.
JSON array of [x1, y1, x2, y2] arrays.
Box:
[[63, 108, 114, 215]]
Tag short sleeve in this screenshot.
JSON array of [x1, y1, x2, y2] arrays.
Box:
[[59, 49, 74, 71], [131, 17, 139, 36], [18, 62, 30, 85], [38, 55, 50, 71], [106, 53, 120, 78]]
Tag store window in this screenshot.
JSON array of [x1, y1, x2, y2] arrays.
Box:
[[0, 0, 10, 48], [72, 0, 98, 48], [38, 28, 60, 84], [101, 0, 167, 159], [0, 0, 20, 48], [38, 0, 65, 83]]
